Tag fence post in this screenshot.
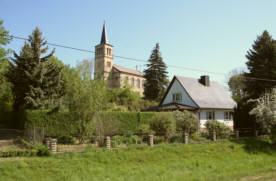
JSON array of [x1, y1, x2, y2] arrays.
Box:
[[255, 130, 259, 137], [184, 132, 189, 144], [212, 130, 216, 141], [106, 136, 111, 150], [235, 130, 239, 139], [50, 138, 57, 153], [149, 134, 154, 147], [45, 138, 51, 150]]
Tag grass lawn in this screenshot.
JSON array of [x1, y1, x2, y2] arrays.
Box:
[[0, 139, 276, 181]]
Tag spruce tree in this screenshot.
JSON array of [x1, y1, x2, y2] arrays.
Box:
[[245, 30, 276, 99], [6, 27, 65, 110], [143, 43, 168, 101]]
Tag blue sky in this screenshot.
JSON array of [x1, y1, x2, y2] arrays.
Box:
[[1, 0, 276, 88]]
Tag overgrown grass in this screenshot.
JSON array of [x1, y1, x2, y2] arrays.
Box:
[[0, 139, 276, 181]]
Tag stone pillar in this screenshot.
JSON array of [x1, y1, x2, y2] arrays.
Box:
[[106, 136, 111, 150], [149, 134, 154, 147], [184, 133, 189, 144], [50, 138, 57, 153], [255, 130, 259, 137], [45, 138, 51, 150], [212, 131, 216, 141], [235, 130, 239, 139]]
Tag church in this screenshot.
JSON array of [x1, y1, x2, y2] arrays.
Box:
[[94, 24, 145, 96]]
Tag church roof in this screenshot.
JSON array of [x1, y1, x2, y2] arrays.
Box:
[[113, 64, 143, 77], [100, 23, 108, 44]]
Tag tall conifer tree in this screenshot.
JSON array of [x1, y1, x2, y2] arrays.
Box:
[[245, 30, 276, 99], [6, 27, 65, 110], [143, 43, 168, 101]]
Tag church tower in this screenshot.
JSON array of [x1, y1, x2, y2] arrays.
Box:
[[94, 23, 114, 80]]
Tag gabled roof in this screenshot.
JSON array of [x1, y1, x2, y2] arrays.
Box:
[[113, 64, 143, 77], [161, 76, 236, 109]]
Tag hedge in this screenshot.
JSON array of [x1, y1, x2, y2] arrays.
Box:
[[24, 110, 171, 137]]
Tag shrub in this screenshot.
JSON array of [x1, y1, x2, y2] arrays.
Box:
[[173, 110, 199, 134], [58, 135, 77, 144], [205, 120, 232, 139], [169, 133, 183, 143], [153, 136, 165, 144], [0, 150, 37, 157], [190, 133, 208, 142], [36, 146, 51, 157], [149, 113, 175, 139], [111, 135, 142, 147]]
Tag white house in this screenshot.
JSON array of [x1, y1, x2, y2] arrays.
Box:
[[158, 75, 236, 129]]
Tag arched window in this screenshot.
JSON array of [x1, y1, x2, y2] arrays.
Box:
[[131, 77, 135, 87], [137, 79, 140, 88], [125, 76, 129, 83]]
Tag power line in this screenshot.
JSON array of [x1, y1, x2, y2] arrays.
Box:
[[7, 34, 276, 82]]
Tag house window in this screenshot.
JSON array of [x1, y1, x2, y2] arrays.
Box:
[[125, 76, 129, 83], [142, 80, 145, 88], [107, 62, 111, 68], [172, 93, 182, 103], [224, 111, 232, 121], [131, 77, 135, 87], [137, 79, 140, 88], [206, 111, 214, 120]]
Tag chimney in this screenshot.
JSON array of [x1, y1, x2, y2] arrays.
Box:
[[199, 75, 210, 87]]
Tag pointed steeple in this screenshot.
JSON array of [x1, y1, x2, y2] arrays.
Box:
[[100, 22, 108, 44]]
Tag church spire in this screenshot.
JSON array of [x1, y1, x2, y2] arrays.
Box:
[[100, 22, 108, 44]]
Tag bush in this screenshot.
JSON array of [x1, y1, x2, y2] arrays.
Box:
[[169, 133, 183, 143], [0, 150, 37, 157], [111, 135, 142, 147], [36, 146, 51, 157], [58, 135, 77, 144], [149, 113, 175, 138], [190, 133, 208, 142], [153, 136, 166, 144], [205, 120, 232, 139], [173, 110, 199, 134]]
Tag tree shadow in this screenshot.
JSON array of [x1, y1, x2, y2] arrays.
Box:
[[230, 138, 276, 154]]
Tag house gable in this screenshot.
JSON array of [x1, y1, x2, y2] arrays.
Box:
[[161, 77, 198, 108]]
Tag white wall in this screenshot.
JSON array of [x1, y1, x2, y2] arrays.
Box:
[[162, 79, 197, 107], [198, 109, 233, 128]]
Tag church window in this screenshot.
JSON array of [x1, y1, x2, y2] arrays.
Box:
[[137, 79, 140, 88], [131, 77, 135, 87], [107, 48, 112, 55]]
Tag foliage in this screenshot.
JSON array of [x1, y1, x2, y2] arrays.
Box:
[[190, 133, 208, 142], [64, 60, 107, 143], [111, 135, 142, 147], [143, 43, 168, 101], [245, 30, 276, 99], [205, 120, 232, 139], [149, 112, 175, 138], [0, 149, 37, 157], [58, 135, 77, 144], [0, 20, 13, 127], [36, 145, 51, 157], [153, 136, 166, 144], [249, 88, 276, 142], [173, 110, 199, 134], [5, 27, 65, 112]]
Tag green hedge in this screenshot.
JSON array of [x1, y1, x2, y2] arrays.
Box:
[[24, 110, 171, 137]]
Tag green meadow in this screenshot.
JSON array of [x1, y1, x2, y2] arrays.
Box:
[[1, 139, 276, 181]]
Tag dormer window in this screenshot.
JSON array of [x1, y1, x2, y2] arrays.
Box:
[[172, 93, 182, 103]]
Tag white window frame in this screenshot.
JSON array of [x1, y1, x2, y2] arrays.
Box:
[[224, 111, 232, 121], [206, 111, 214, 120]]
